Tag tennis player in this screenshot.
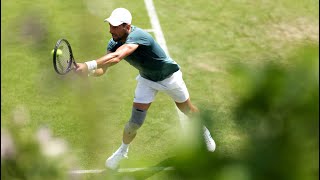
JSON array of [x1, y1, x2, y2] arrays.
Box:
[[75, 8, 216, 170]]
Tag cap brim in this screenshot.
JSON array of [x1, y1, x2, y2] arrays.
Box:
[[104, 17, 122, 26]]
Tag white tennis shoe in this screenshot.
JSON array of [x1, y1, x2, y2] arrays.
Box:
[[105, 147, 128, 170], [203, 126, 216, 152]]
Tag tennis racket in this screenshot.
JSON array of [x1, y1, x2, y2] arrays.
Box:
[[52, 39, 78, 75]]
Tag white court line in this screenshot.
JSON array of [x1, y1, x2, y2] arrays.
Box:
[[118, 166, 174, 172], [69, 167, 174, 174], [70, 169, 105, 174], [144, 0, 169, 54], [144, 0, 189, 128]]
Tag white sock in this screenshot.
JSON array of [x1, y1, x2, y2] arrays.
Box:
[[203, 126, 210, 136], [119, 142, 129, 152]]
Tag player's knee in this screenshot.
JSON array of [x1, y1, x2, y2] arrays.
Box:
[[123, 108, 147, 135], [130, 107, 147, 126]]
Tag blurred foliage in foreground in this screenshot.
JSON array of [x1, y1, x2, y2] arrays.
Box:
[[1, 43, 318, 180], [163, 44, 318, 180], [1, 106, 79, 180]]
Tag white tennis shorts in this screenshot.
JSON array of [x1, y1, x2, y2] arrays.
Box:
[[134, 70, 190, 104]]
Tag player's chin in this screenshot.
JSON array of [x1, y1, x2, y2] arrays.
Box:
[[112, 36, 120, 42]]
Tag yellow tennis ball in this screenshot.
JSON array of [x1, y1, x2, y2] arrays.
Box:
[[51, 49, 62, 56]]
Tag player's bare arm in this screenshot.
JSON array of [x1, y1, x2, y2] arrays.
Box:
[[92, 51, 113, 77], [97, 43, 138, 68], [76, 43, 139, 76]]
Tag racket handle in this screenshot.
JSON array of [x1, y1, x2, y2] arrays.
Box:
[[72, 60, 79, 68]]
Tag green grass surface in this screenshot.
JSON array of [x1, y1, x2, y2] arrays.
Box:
[[1, 0, 318, 179]]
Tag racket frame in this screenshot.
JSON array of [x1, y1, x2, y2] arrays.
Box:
[[53, 38, 77, 75]]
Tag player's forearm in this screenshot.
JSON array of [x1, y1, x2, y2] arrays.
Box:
[[96, 44, 136, 68], [85, 45, 133, 72], [96, 53, 121, 69], [84, 53, 120, 75]]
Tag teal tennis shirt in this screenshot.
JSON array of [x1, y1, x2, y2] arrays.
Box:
[[107, 25, 180, 81]]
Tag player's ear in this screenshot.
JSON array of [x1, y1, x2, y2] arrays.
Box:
[[124, 23, 131, 30]]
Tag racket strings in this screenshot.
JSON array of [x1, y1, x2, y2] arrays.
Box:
[[56, 41, 72, 74]]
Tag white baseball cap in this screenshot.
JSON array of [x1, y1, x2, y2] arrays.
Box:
[[104, 8, 132, 26]]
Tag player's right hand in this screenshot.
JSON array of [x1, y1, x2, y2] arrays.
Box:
[[76, 63, 88, 74], [75, 63, 89, 76]]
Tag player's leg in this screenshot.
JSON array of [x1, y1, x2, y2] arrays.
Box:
[[123, 102, 151, 144], [175, 98, 198, 115], [122, 78, 157, 144], [106, 78, 157, 170], [163, 70, 216, 152], [106, 103, 152, 170], [175, 99, 216, 152]]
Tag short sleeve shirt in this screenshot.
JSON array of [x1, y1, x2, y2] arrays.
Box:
[[107, 25, 180, 81]]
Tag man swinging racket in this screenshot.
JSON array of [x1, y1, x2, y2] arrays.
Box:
[[75, 8, 216, 170]]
